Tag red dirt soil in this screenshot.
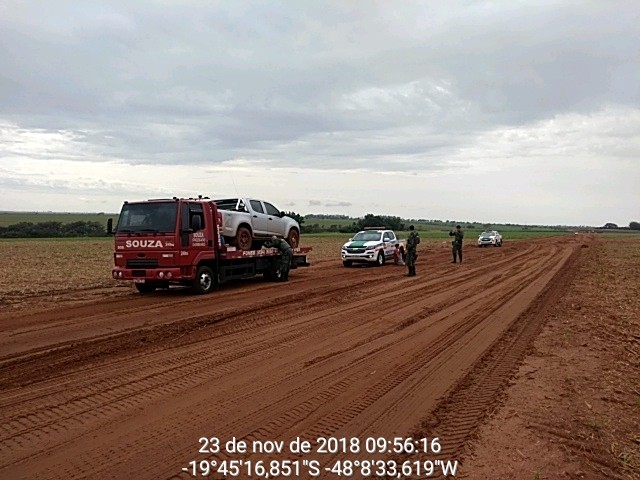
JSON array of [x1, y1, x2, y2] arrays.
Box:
[[0, 235, 636, 479]]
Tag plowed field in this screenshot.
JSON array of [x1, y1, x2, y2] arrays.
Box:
[[1, 234, 636, 479]]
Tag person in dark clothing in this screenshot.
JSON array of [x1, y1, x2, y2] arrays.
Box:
[[405, 225, 420, 276], [263, 235, 292, 281], [449, 225, 464, 263]]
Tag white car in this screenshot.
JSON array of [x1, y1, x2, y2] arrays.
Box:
[[341, 229, 405, 267], [214, 198, 300, 250], [477, 230, 503, 247]]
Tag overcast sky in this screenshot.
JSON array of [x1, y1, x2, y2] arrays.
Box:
[[1, 1, 638, 225]]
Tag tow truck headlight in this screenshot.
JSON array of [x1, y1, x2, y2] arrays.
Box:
[[159, 272, 165, 279], [118, 271, 123, 278], [166, 272, 172, 279], [112, 271, 118, 278]]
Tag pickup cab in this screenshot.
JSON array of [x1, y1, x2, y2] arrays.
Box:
[[214, 198, 301, 250], [341, 229, 406, 267]]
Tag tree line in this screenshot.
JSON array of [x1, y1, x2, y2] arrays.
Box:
[[0, 221, 106, 238], [1, 216, 639, 238]]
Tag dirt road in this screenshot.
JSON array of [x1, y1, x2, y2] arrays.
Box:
[[0, 236, 584, 479]]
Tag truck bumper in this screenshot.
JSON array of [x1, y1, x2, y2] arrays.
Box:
[[341, 252, 379, 263], [112, 267, 186, 282]]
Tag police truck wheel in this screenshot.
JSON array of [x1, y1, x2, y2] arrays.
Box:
[[376, 252, 385, 266], [193, 266, 216, 294], [343, 260, 352, 268], [135, 283, 157, 294], [235, 227, 252, 251], [286, 229, 300, 248]]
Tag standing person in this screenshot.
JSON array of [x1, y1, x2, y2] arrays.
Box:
[[263, 235, 292, 281], [405, 225, 420, 276], [449, 225, 464, 263]]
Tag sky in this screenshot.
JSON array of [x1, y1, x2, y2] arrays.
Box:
[[0, 1, 638, 226]]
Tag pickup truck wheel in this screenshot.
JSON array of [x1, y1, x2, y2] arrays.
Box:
[[235, 227, 252, 251], [376, 251, 385, 266], [343, 260, 352, 268], [287, 229, 300, 248], [135, 283, 157, 293], [193, 266, 216, 294]]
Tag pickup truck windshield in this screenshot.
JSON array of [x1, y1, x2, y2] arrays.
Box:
[[480, 231, 494, 236], [116, 202, 177, 233], [352, 232, 382, 242]]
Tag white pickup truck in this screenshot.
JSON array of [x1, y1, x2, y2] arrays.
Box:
[[341, 228, 406, 267], [214, 198, 301, 251]]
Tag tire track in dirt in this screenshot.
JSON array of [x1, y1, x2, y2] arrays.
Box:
[[0, 238, 581, 479], [398, 242, 581, 474], [0, 244, 564, 472], [0, 242, 538, 360], [0, 242, 540, 389], [0, 245, 545, 455]]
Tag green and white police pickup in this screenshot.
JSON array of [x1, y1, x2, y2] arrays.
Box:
[[341, 229, 406, 267]]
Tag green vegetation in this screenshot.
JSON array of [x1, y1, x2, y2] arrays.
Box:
[[1, 211, 635, 239], [303, 230, 569, 241], [0, 212, 118, 228]]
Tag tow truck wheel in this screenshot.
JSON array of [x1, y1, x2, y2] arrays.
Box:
[[268, 261, 284, 282], [376, 251, 385, 266], [135, 283, 157, 293], [193, 266, 216, 294], [235, 226, 252, 251]]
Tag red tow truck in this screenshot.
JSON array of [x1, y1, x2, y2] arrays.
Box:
[[110, 196, 311, 294]]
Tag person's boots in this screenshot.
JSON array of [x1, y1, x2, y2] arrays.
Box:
[[411, 266, 416, 276]]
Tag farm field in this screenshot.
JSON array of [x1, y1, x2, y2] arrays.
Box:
[[0, 233, 637, 479]]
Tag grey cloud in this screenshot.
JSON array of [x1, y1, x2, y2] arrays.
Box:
[[0, 1, 638, 173], [308, 200, 322, 206], [324, 201, 352, 208]]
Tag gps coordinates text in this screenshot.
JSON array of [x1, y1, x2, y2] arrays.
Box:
[[181, 436, 459, 478]]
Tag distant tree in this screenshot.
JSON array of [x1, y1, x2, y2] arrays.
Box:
[[356, 214, 384, 230], [283, 211, 305, 226], [353, 214, 404, 231], [603, 222, 619, 229], [629, 221, 640, 231]]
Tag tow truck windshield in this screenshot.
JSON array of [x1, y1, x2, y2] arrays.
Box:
[[116, 202, 177, 233]]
